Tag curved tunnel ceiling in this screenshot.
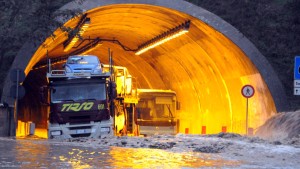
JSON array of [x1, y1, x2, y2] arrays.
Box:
[[2, 0, 289, 135]]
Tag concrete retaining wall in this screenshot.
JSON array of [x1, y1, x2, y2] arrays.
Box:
[[0, 107, 14, 137]]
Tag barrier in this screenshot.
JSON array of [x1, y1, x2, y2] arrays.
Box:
[[248, 127, 254, 136], [222, 126, 227, 133], [185, 128, 189, 134], [29, 122, 35, 135], [201, 126, 206, 134]]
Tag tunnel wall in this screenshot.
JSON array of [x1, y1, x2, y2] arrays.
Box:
[[67, 0, 288, 112], [1, 0, 289, 111], [0, 0, 289, 135]]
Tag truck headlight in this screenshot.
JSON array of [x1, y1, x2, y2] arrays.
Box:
[[100, 127, 110, 133], [51, 130, 62, 136]]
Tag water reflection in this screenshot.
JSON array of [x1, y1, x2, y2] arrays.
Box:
[[108, 146, 238, 168], [0, 137, 239, 168], [15, 138, 51, 168]]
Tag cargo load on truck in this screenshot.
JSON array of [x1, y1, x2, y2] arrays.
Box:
[[64, 55, 102, 74]]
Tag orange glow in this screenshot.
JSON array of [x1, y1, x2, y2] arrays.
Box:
[[34, 128, 48, 138], [16, 120, 48, 138], [16, 120, 29, 137], [13, 144, 239, 168], [23, 4, 277, 137], [59, 149, 92, 169], [108, 147, 239, 168]]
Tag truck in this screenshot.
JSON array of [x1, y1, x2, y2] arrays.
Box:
[[102, 64, 138, 136], [40, 55, 117, 139], [102, 65, 178, 136], [136, 89, 177, 136], [42, 54, 177, 138]]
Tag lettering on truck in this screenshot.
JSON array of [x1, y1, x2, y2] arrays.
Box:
[[61, 102, 94, 112], [98, 104, 105, 110]]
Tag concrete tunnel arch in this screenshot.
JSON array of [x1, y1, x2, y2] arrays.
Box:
[[1, 0, 289, 136]]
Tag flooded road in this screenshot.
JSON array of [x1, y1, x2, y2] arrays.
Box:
[[1, 111, 299, 168], [0, 137, 239, 168], [1, 132, 299, 168]]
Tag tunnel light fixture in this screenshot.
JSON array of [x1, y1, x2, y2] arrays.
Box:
[[135, 20, 190, 55], [63, 14, 91, 52], [81, 43, 103, 55], [33, 38, 102, 70], [70, 38, 101, 55], [64, 37, 80, 52]]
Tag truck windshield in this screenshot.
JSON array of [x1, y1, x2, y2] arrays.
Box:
[[137, 97, 175, 120], [51, 83, 106, 102]]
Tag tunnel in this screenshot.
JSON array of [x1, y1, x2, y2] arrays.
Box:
[[1, 0, 289, 138]]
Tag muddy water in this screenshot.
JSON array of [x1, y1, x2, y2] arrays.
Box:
[[0, 137, 239, 168]]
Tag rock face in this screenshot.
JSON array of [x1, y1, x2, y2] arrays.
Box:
[[256, 111, 300, 140]]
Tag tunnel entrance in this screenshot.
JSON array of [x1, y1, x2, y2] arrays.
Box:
[[1, 0, 288, 138]]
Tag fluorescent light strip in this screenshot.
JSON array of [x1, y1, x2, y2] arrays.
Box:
[[135, 20, 190, 56], [79, 23, 90, 35], [135, 29, 188, 55], [64, 37, 79, 52], [63, 17, 90, 52]]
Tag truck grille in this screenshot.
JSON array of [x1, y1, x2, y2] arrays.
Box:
[[71, 133, 91, 138], [69, 126, 92, 138], [70, 116, 90, 120]]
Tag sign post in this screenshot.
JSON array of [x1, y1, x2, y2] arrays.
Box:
[[294, 56, 300, 95], [9, 69, 26, 136], [241, 85, 255, 135]]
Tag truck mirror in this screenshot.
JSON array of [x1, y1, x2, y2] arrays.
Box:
[[39, 86, 49, 105], [176, 101, 180, 110], [109, 81, 117, 100]]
